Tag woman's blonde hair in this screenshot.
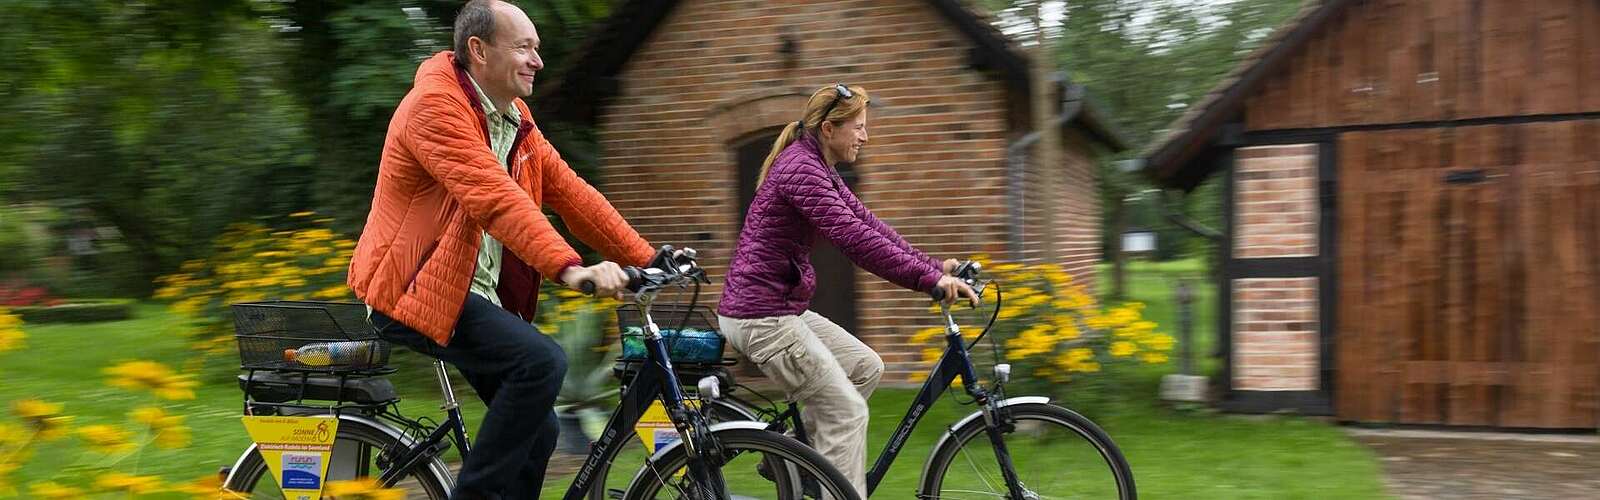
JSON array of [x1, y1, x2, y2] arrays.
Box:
[[757, 84, 870, 184]]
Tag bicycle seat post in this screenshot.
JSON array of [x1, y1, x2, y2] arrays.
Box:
[[434, 360, 459, 411]]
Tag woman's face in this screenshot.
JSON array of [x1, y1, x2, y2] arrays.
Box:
[[822, 108, 869, 165]]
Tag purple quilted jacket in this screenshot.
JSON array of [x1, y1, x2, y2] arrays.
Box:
[[718, 133, 944, 319]]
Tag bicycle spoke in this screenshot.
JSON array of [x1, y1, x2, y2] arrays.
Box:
[[954, 440, 1004, 493]]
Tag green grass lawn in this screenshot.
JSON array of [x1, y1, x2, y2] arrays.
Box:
[[3, 264, 1387, 498]]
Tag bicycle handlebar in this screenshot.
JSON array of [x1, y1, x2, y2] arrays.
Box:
[[929, 260, 986, 303], [574, 245, 707, 297]]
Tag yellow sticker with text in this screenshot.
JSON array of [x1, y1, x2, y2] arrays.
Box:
[[241, 415, 339, 500]]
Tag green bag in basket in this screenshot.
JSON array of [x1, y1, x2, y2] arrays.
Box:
[[619, 326, 724, 364]]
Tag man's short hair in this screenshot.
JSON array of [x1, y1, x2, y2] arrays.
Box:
[[454, 0, 497, 68]]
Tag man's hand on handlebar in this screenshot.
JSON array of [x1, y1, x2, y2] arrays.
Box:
[[562, 261, 629, 300]]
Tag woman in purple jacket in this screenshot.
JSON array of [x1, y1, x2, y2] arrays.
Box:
[[718, 84, 978, 494]]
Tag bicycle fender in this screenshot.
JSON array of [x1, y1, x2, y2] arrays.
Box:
[[641, 420, 770, 463], [917, 396, 1052, 486]]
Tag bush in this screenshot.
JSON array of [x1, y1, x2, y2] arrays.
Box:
[[911, 258, 1173, 405], [0, 279, 59, 307], [9, 299, 134, 323], [152, 212, 355, 353]]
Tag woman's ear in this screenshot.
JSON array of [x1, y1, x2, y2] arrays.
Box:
[[818, 120, 833, 141]]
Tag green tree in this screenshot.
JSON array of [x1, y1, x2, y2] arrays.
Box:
[[0, 0, 310, 294]]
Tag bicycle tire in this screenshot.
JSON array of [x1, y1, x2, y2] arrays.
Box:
[[223, 415, 454, 499], [919, 402, 1136, 500], [622, 427, 862, 500], [585, 399, 761, 499]]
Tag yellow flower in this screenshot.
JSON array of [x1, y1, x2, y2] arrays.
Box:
[[1056, 348, 1101, 373], [129, 406, 168, 426], [93, 472, 163, 493], [0, 311, 25, 353], [78, 425, 136, 455], [12, 398, 61, 420], [104, 360, 199, 400], [12, 399, 71, 440], [155, 425, 192, 449], [130, 406, 191, 449], [170, 474, 226, 498], [1143, 333, 1175, 352], [324, 477, 406, 499], [921, 347, 944, 363], [29, 481, 86, 499], [1110, 341, 1138, 358], [290, 211, 315, 217], [1141, 352, 1170, 365], [0, 422, 30, 448], [312, 285, 351, 300], [0, 462, 16, 496], [910, 326, 945, 344]]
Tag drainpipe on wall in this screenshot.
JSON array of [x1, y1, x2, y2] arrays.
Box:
[[1005, 85, 1087, 260]]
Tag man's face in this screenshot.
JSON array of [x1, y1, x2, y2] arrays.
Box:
[[471, 3, 543, 103]]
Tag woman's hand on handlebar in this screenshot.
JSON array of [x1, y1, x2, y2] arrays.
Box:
[[941, 258, 960, 275], [934, 275, 980, 307], [563, 261, 629, 299]]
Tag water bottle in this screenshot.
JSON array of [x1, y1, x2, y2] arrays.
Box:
[[284, 340, 380, 368]]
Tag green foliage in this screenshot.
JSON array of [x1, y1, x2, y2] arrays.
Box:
[[0, 0, 617, 296]]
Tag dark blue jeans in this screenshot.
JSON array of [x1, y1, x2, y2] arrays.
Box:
[[371, 293, 567, 500]]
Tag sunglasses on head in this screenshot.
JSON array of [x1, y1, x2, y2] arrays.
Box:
[[815, 83, 853, 129]]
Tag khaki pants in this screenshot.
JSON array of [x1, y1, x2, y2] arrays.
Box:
[[719, 311, 883, 497]]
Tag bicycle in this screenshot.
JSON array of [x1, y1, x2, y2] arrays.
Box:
[[666, 260, 1138, 499], [220, 246, 861, 500]]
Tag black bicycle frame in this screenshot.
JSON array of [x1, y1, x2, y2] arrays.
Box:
[[377, 403, 471, 485], [561, 324, 728, 500], [375, 308, 727, 498], [767, 309, 1028, 498]]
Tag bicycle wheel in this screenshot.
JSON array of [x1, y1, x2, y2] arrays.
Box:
[[622, 427, 861, 500], [586, 399, 762, 499], [223, 416, 454, 499], [920, 401, 1136, 500]]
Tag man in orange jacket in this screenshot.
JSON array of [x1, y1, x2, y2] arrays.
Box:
[[347, 1, 654, 497]]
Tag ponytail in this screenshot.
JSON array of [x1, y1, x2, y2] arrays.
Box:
[[756, 120, 805, 185]]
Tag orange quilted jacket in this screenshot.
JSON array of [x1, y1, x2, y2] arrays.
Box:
[[348, 51, 653, 346]]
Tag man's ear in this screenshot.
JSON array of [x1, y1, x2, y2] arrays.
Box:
[[467, 36, 488, 66]]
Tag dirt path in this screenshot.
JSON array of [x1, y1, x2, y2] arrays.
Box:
[[1348, 429, 1600, 499]]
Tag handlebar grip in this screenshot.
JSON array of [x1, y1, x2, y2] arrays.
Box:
[[930, 286, 947, 302], [577, 267, 646, 296]]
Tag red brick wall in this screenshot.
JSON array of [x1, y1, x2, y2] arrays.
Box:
[[591, 0, 1098, 381], [1230, 144, 1320, 391], [1231, 278, 1319, 391], [1234, 144, 1318, 258]]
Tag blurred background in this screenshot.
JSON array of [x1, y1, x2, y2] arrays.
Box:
[[1, 0, 1595, 498]]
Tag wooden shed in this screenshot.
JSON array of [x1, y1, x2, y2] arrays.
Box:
[[543, 0, 1128, 381], [1144, 0, 1600, 428]]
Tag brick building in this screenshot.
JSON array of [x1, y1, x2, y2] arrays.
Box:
[[544, 0, 1127, 381], [1144, 0, 1600, 428]]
